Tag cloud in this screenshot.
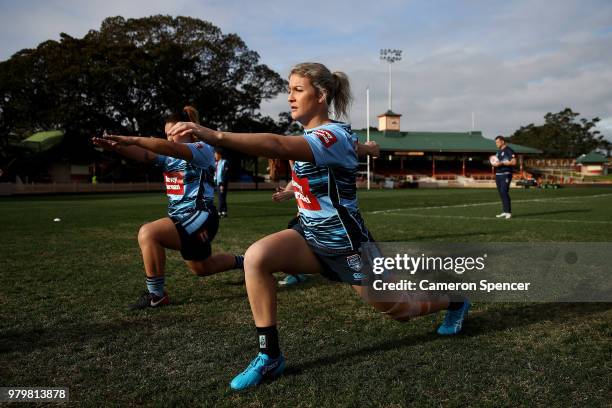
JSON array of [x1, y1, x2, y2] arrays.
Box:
[[2, 0, 611, 141]]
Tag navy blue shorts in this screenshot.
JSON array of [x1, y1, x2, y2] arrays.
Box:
[[290, 222, 367, 286], [171, 208, 219, 261]]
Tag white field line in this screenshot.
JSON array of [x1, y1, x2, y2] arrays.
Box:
[[367, 193, 612, 215], [384, 212, 612, 224]]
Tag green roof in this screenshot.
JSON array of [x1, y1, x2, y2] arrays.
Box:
[[378, 110, 402, 117], [576, 151, 607, 164], [355, 130, 541, 154], [22, 130, 65, 152]]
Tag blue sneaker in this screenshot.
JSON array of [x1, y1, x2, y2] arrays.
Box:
[[230, 352, 286, 390], [437, 300, 471, 335], [278, 274, 307, 287]]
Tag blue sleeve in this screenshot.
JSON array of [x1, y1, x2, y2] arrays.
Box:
[[303, 124, 357, 167], [154, 155, 167, 168], [187, 142, 215, 169], [506, 147, 516, 160]]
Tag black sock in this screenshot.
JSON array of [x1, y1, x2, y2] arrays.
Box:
[[448, 301, 465, 311], [256, 326, 280, 358]]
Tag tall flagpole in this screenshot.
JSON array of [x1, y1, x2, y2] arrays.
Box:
[[367, 86, 371, 190]]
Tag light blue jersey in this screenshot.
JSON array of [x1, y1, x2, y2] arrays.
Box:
[[215, 158, 229, 185], [292, 122, 371, 251], [155, 142, 216, 231]]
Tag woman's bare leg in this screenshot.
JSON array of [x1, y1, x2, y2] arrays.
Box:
[[186, 253, 238, 277], [351, 285, 450, 321], [137, 218, 180, 278], [243, 229, 323, 327], [139, 217, 240, 278]]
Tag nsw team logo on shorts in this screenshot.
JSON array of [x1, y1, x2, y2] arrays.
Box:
[[346, 254, 362, 272]]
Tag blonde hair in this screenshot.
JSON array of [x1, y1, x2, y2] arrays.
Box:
[[289, 63, 352, 120], [183, 105, 200, 124]]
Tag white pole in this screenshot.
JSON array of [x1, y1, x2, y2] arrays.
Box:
[[471, 112, 475, 130], [367, 86, 371, 190], [388, 63, 392, 110]]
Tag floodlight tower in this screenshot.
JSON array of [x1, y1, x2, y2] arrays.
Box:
[[380, 48, 402, 110]]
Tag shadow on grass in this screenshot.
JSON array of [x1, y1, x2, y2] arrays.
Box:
[[0, 281, 329, 355], [0, 312, 205, 355], [2, 303, 610, 374], [284, 302, 612, 376]]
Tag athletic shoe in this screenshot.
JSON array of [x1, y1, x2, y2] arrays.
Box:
[[230, 352, 286, 391], [278, 274, 307, 286], [220, 212, 228, 218], [503, 213, 512, 219], [495, 212, 507, 218], [437, 300, 471, 335], [128, 291, 169, 310]]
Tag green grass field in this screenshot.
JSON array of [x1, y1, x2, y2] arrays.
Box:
[[1, 188, 611, 406]]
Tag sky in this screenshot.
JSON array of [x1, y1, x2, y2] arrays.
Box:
[[1, 0, 611, 141]]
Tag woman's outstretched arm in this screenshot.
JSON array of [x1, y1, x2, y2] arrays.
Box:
[[92, 137, 159, 163], [97, 135, 193, 161], [168, 122, 314, 162]]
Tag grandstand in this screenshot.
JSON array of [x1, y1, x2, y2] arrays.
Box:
[[354, 110, 541, 187]]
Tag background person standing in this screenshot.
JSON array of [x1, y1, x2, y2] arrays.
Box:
[[493, 135, 517, 219], [214, 149, 229, 217]]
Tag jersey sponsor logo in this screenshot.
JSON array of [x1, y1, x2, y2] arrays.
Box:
[[314, 129, 337, 148], [352, 272, 365, 281], [164, 171, 185, 195], [291, 171, 321, 211], [195, 143, 205, 149]]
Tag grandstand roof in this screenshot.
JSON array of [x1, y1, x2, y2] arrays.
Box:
[[22, 130, 65, 152], [354, 130, 541, 154], [576, 151, 607, 164]]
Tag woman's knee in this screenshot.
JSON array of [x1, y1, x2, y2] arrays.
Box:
[[138, 223, 155, 246], [187, 262, 207, 276], [244, 241, 277, 276], [244, 245, 265, 271]]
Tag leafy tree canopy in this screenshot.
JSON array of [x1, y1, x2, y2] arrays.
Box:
[[509, 108, 606, 158], [0, 15, 288, 167]]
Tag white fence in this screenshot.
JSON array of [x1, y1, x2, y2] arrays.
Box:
[[0, 182, 279, 196]]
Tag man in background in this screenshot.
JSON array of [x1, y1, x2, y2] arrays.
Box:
[[215, 150, 229, 217], [493, 135, 516, 219]]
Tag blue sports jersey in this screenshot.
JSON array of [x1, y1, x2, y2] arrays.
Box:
[[496, 146, 515, 174], [215, 158, 229, 185], [292, 122, 371, 251], [155, 142, 216, 228]]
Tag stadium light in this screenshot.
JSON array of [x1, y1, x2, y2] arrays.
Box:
[[380, 48, 402, 110]]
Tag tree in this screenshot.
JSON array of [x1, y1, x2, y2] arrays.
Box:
[[509, 108, 605, 158], [0, 15, 289, 180]]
